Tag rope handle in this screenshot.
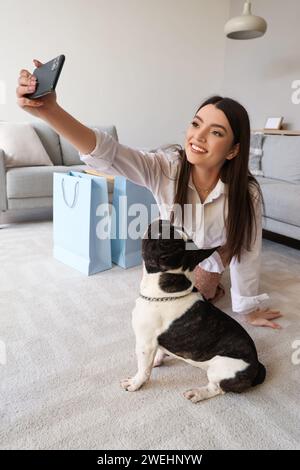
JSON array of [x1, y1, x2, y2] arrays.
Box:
[[61, 179, 79, 209]]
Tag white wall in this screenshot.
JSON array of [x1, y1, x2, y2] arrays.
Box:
[[0, 0, 230, 148], [223, 0, 300, 129]]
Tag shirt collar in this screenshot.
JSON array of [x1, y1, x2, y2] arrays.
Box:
[[188, 173, 227, 203]]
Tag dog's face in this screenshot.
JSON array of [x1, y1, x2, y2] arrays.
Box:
[[142, 219, 219, 274]]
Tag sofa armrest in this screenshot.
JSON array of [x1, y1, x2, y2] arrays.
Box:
[[0, 149, 8, 211]]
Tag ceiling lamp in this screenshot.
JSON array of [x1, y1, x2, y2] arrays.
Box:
[[224, 1, 267, 40]]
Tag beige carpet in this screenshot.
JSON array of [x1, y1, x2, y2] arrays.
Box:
[[0, 220, 299, 450]]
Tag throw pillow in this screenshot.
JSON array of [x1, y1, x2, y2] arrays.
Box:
[[0, 122, 53, 168]]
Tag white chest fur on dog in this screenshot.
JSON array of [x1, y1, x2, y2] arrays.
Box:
[[133, 264, 201, 345], [135, 265, 198, 320], [133, 293, 202, 353]]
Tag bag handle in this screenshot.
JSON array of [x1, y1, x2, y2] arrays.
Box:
[[61, 179, 79, 208]]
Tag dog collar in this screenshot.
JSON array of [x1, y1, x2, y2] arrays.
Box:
[[139, 290, 194, 302]]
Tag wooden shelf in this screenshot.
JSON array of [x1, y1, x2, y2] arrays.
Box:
[[252, 129, 300, 136]]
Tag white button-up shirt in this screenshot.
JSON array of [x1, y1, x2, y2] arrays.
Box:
[[79, 128, 270, 315]]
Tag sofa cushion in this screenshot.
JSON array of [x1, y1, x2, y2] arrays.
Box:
[[6, 165, 114, 199], [6, 165, 86, 199], [60, 125, 118, 166], [256, 176, 300, 226], [31, 121, 63, 165], [261, 135, 300, 183], [0, 122, 54, 168]]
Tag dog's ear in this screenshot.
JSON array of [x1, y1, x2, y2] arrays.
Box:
[[182, 244, 221, 271]]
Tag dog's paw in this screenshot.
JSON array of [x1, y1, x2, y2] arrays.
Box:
[[183, 385, 224, 403], [183, 388, 206, 403], [120, 377, 141, 392]]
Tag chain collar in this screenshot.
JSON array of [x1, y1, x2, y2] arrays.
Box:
[[139, 290, 195, 302]]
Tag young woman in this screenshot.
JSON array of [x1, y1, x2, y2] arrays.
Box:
[[16, 59, 283, 328]]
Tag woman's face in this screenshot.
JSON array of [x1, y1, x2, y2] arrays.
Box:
[[184, 104, 240, 170]]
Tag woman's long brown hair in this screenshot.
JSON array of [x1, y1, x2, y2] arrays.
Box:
[[169, 95, 265, 265]]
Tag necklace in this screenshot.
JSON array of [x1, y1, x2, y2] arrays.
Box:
[[192, 173, 219, 204], [195, 181, 216, 194], [192, 174, 219, 195]]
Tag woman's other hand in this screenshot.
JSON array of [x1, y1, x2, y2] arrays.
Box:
[[243, 307, 283, 329]]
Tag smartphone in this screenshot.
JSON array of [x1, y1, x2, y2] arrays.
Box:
[[25, 54, 65, 99]]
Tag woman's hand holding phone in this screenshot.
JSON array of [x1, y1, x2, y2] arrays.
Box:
[[16, 59, 58, 118], [16, 57, 96, 154]]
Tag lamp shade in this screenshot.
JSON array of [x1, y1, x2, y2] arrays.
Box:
[[224, 1, 267, 40]]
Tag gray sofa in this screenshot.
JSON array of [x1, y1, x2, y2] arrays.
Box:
[[0, 122, 117, 213], [256, 134, 300, 242]]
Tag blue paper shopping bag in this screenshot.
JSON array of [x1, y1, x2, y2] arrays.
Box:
[[53, 171, 112, 275], [111, 176, 159, 268]]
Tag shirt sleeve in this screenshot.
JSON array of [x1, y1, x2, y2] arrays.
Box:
[[78, 127, 181, 194], [198, 250, 225, 274], [229, 190, 270, 315]]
